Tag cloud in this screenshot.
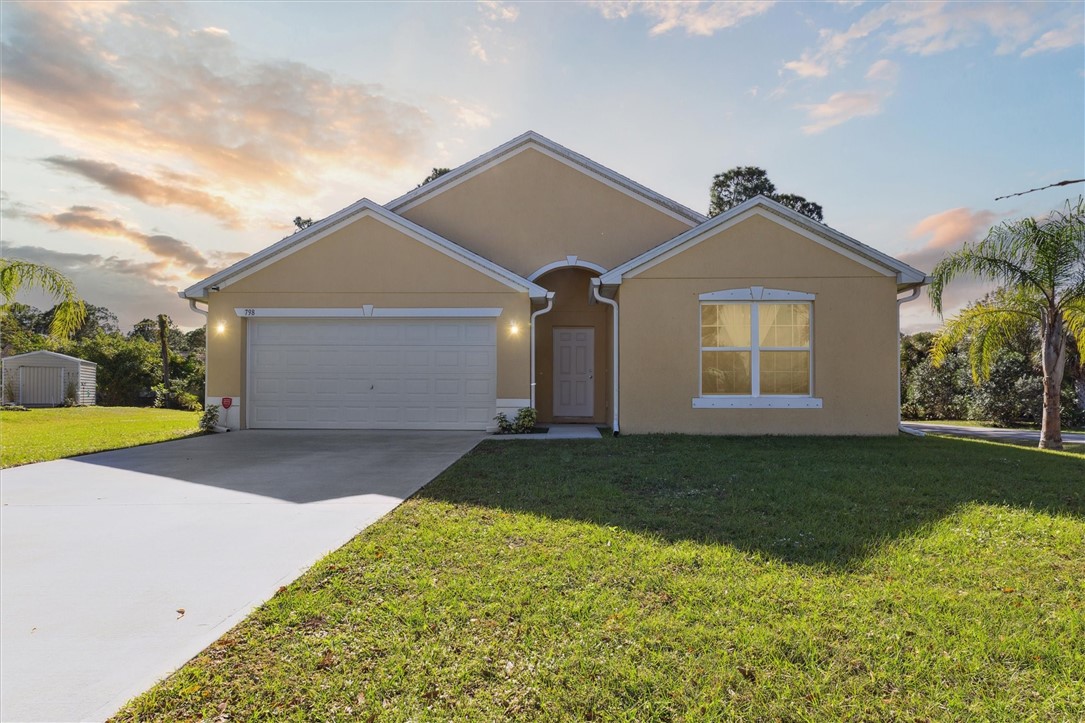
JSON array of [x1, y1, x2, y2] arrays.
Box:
[[478, 0, 519, 23], [468, 35, 490, 63], [896, 206, 1005, 329], [783, 2, 1082, 78], [22, 204, 240, 281], [468, 0, 520, 63], [908, 207, 1000, 255], [864, 57, 898, 82], [444, 98, 493, 129], [798, 59, 897, 134], [0, 2, 432, 197], [41, 156, 245, 228], [782, 55, 830, 78], [1022, 14, 1085, 57], [0, 244, 206, 330], [590, 1, 776, 36]]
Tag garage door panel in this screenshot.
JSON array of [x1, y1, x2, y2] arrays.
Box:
[[249, 319, 496, 430]]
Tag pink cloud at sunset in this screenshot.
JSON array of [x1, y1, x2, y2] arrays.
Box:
[[0, 2, 432, 199]]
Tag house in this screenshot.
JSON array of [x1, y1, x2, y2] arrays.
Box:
[[2, 350, 97, 406], [180, 132, 928, 435]]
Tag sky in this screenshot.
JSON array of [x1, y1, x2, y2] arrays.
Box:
[[1, 0, 1082, 333]]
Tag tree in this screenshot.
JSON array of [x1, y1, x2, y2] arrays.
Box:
[[417, 167, 451, 188], [929, 198, 1085, 450], [709, 167, 775, 217], [0, 259, 86, 338], [38, 302, 118, 340], [708, 167, 824, 221], [773, 193, 824, 223]]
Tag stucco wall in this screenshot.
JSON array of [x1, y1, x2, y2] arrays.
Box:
[[205, 215, 531, 427], [618, 215, 900, 435], [398, 148, 693, 277]]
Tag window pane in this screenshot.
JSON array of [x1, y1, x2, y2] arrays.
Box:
[[759, 303, 809, 348], [702, 351, 752, 394], [701, 304, 750, 347], [760, 351, 810, 395]]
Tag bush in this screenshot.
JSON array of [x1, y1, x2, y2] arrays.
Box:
[[966, 352, 1042, 426], [153, 382, 203, 412], [494, 407, 538, 434], [903, 354, 969, 420], [199, 404, 220, 433], [63, 379, 79, 407]]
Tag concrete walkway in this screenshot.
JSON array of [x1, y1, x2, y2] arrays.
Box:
[[0, 430, 481, 723], [902, 422, 1085, 444], [488, 424, 603, 440]]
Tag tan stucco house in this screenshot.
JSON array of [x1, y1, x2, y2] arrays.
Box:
[[181, 132, 929, 435]]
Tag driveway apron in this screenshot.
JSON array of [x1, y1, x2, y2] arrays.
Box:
[[0, 430, 481, 723]]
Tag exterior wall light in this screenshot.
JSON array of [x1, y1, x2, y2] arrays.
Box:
[[216, 321, 227, 334], [509, 322, 520, 336]]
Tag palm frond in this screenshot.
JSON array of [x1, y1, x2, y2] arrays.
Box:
[[931, 292, 1037, 382], [929, 198, 1085, 314], [0, 259, 87, 338], [1063, 297, 1085, 353]]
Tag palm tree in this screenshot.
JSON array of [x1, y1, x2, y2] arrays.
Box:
[[0, 259, 87, 338], [929, 198, 1085, 450]]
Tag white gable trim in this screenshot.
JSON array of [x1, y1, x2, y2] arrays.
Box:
[[386, 131, 706, 226], [527, 256, 608, 281], [600, 196, 927, 287], [181, 199, 547, 301]]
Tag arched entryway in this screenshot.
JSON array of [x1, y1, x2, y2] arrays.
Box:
[[532, 267, 612, 425]]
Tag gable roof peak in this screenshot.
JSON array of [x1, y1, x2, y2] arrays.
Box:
[[385, 131, 707, 225]]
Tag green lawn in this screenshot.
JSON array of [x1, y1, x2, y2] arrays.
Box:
[[116, 435, 1084, 721], [1, 406, 201, 467]]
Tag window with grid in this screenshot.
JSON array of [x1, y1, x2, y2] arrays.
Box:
[[700, 302, 811, 397]]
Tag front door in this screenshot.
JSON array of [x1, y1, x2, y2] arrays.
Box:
[[553, 327, 593, 417]]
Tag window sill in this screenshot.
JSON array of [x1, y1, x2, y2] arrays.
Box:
[[692, 396, 823, 409]]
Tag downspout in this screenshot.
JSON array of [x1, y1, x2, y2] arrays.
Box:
[[529, 292, 555, 410], [591, 278, 620, 435], [897, 282, 926, 437], [187, 298, 228, 432]]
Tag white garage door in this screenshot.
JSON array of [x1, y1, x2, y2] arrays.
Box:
[[248, 318, 496, 430]]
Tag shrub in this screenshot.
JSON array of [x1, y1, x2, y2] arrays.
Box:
[[199, 405, 220, 433], [493, 407, 538, 434], [966, 352, 1042, 426], [3, 375, 17, 404], [903, 354, 969, 420], [63, 379, 79, 407], [153, 382, 203, 412]]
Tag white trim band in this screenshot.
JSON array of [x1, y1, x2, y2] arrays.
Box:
[[693, 396, 823, 409], [235, 307, 504, 319]]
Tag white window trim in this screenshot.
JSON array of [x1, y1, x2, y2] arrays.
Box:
[[695, 292, 821, 409]]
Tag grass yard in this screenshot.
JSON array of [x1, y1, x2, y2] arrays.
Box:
[[116, 435, 1084, 721], [1, 406, 201, 467]]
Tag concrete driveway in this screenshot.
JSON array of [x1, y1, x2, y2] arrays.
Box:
[[0, 430, 481, 723]]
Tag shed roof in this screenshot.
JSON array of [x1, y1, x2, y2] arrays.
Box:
[[2, 350, 97, 366]]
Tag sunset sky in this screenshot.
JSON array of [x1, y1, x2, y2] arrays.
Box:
[[2, 0, 1082, 332]]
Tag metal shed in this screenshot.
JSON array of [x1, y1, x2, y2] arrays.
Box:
[[2, 351, 97, 406]]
